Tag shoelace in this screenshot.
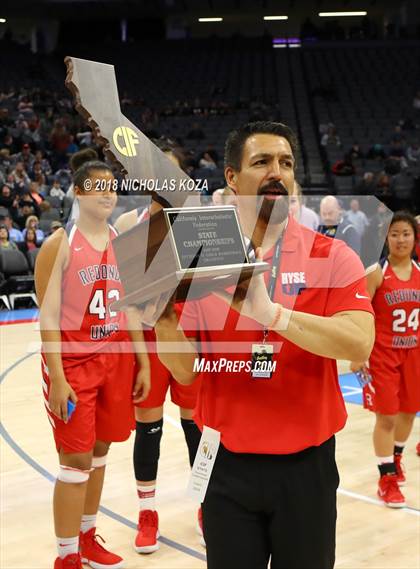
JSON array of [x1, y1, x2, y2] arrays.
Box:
[[86, 533, 109, 553], [383, 474, 400, 490]]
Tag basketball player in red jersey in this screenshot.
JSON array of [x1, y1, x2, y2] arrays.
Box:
[[35, 160, 150, 569], [351, 211, 419, 508], [115, 139, 203, 552]]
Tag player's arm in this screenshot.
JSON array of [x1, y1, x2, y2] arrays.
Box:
[[365, 263, 383, 299], [125, 307, 151, 403], [114, 202, 162, 234], [114, 209, 138, 234], [350, 263, 382, 371], [35, 229, 77, 422]]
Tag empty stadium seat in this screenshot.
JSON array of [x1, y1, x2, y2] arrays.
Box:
[[0, 249, 37, 309]]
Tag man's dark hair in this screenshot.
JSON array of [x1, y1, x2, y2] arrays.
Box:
[[70, 148, 98, 172], [224, 121, 298, 171], [73, 160, 113, 192]]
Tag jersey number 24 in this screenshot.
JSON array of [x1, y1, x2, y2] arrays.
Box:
[[392, 308, 419, 333]]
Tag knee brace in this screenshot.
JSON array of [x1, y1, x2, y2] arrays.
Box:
[[57, 465, 91, 483], [91, 455, 107, 469], [181, 418, 201, 467], [133, 419, 163, 481]]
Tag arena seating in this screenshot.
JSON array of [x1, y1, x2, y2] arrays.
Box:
[[0, 38, 418, 294]]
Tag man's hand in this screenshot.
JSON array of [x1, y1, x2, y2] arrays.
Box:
[[133, 368, 151, 404], [215, 248, 276, 327], [49, 377, 78, 423], [131, 291, 177, 328]]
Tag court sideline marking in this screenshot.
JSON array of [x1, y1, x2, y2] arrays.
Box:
[[0, 352, 207, 563]]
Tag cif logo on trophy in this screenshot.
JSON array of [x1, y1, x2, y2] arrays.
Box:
[[112, 126, 139, 157], [200, 440, 215, 460]]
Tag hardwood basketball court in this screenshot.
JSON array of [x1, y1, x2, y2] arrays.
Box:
[[1, 321, 419, 568]]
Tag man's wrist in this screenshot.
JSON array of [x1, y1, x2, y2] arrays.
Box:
[[260, 301, 278, 328]]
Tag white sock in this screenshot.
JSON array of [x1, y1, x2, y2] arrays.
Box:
[[137, 483, 156, 511], [377, 455, 394, 465], [81, 514, 97, 534], [56, 536, 79, 559]]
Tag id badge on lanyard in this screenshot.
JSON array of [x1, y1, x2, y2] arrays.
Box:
[[250, 238, 281, 380]]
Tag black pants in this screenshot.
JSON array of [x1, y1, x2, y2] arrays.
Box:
[[202, 437, 339, 569]]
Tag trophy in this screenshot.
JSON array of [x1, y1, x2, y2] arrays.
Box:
[[64, 57, 269, 311]]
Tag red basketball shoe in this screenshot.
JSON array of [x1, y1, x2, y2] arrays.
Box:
[[54, 553, 82, 569], [80, 528, 124, 568], [377, 474, 406, 508], [394, 454, 406, 486], [134, 510, 159, 553]]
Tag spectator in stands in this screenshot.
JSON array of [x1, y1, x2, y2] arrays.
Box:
[[388, 140, 408, 169], [49, 220, 63, 235], [0, 224, 18, 250], [407, 143, 420, 164], [0, 184, 15, 210], [347, 142, 364, 161], [204, 144, 219, 164], [390, 125, 404, 143], [199, 152, 217, 170], [318, 195, 361, 254], [23, 215, 44, 242], [345, 199, 369, 237], [20, 227, 39, 253], [33, 150, 52, 175], [0, 133, 17, 155], [367, 143, 386, 160], [8, 161, 30, 193], [50, 119, 71, 168], [331, 154, 355, 176], [11, 197, 39, 230], [354, 172, 377, 195], [49, 178, 66, 200], [289, 182, 319, 230], [364, 201, 391, 263], [29, 181, 44, 205], [66, 134, 79, 156], [13, 143, 35, 170], [0, 214, 23, 242], [32, 170, 48, 195], [0, 148, 12, 173], [187, 122, 205, 140], [30, 161, 44, 181], [321, 124, 341, 147]]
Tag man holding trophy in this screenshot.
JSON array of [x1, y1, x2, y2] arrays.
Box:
[[135, 121, 375, 569]]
